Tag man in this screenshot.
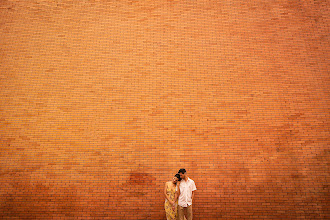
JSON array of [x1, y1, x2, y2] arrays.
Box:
[[175, 168, 197, 220]]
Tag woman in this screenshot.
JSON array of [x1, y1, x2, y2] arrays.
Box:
[[164, 173, 181, 220]]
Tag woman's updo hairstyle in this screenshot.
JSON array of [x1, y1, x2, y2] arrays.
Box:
[[175, 173, 182, 181]]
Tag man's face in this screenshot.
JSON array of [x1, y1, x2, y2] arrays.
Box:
[[179, 172, 185, 179]]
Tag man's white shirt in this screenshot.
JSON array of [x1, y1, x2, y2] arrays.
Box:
[[177, 177, 197, 207]]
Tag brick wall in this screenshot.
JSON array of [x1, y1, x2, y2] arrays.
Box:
[[0, 0, 329, 219]]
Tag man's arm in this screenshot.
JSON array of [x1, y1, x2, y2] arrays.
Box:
[[191, 181, 197, 203]]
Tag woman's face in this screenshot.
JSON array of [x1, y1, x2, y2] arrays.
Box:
[[172, 176, 178, 184]]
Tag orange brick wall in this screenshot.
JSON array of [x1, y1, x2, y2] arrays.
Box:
[[0, 1, 329, 219]]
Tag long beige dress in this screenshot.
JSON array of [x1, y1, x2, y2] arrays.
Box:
[[165, 183, 177, 220]]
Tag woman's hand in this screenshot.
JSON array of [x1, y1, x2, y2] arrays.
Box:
[[169, 200, 174, 205], [172, 203, 176, 211]]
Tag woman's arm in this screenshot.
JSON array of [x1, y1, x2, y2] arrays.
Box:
[[164, 182, 174, 205], [173, 182, 180, 203], [172, 182, 180, 210]]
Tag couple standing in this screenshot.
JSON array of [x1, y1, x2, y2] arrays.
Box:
[[164, 169, 197, 220]]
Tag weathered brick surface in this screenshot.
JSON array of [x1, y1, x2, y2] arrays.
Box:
[[0, 0, 329, 219]]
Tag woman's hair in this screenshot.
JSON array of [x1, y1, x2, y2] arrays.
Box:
[[174, 173, 182, 181]]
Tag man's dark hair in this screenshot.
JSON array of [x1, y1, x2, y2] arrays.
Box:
[[178, 168, 186, 174], [175, 173, 182, 181]]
